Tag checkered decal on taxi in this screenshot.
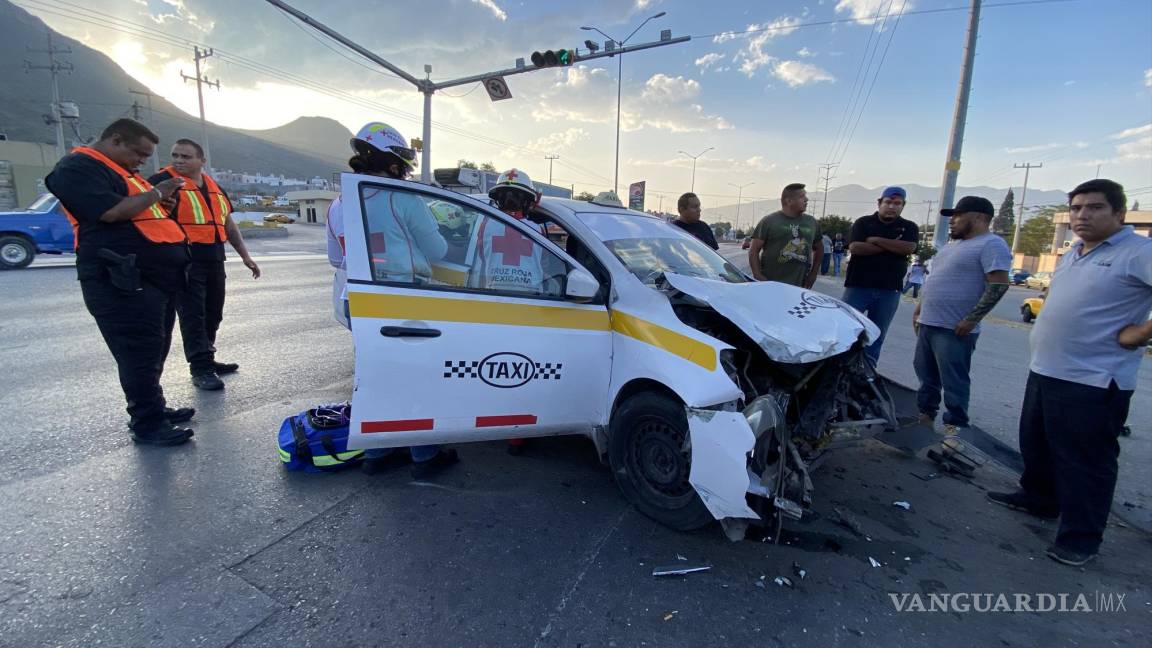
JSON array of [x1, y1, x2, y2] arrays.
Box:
[[444, 360, 480, 378], [534, 362, 562, 380]]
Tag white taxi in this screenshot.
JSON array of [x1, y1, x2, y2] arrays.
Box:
[[341, 173, 893, 536]]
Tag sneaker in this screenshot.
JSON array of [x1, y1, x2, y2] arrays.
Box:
[[163, 407, 196, 424], [1046, 544, 1096, 567], [213, 362, 239, 375], [986, 491, 1059, 519], [411, 448, 459, 479], [132, 424, 194, 446], [942, 424, 963, 436], [361, 451, 411, 475], [192, 372, 225, 391], [917, 412, 935, 427]]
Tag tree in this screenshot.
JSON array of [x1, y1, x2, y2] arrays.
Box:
[[817, 214, 852, 238], [994, 188, 1015, 236], [574, 191, 596, 201], [710, 221, 733, 238], [458, 159, 477, 169], [917, 243, 938, 263], [480, 162, 497, 172], [1018, 214, 1056, 256]]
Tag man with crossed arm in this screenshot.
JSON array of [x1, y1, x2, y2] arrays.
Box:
[[912, 196, 1012, 435]]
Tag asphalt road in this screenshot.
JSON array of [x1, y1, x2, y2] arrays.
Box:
[[0, 233, 1147, 647]]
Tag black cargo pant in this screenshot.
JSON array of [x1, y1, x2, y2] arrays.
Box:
[[81, 275, 177, 434], [176, 259, 227, 375], [1018, 371, 1131, 554]]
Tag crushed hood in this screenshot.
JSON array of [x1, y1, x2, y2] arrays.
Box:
[[663, 273, 879, 364]]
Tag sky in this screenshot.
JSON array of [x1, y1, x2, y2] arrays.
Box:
[[16, 0, 1152, 211]]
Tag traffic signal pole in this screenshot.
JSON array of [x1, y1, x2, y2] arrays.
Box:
[[265, 0, 688, 183]]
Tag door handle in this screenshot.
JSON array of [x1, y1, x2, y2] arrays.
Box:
[[380, 326, 441, 338]]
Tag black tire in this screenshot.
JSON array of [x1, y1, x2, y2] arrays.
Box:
[[0, 236, 35, 269], [608, 392, 714, 531], [1021, 306, 1034, 323]]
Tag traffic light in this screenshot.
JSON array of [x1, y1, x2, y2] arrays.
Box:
[[530, 49, 575, 68]]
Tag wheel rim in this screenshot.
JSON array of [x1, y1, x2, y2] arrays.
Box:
[[629, 416, 693, 502], [1, 243, 29, 264]]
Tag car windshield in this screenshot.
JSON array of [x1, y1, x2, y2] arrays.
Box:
[[27, 195, 57, 212], [575, 211, 746, 284]]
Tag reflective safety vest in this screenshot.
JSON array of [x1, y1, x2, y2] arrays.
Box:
[[161, 166, 230, 245], [68, 147, 187, 245], [468, 215, 546, 294]]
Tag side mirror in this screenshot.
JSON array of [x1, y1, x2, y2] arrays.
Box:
[[565, 266, 599, 302]]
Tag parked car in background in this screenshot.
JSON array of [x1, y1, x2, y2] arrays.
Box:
[[1009, 268, 1031, 285], [1025, 271, 1052, 290], [0, 194, 73, 269], [263, 213, 296, 224], [742, 236, 752, 250], [273, 196, 292, 207]]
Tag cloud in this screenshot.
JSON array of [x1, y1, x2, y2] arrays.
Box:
[[470, 0, 507, 20], [797, 47, 814, 58], [835, 0, 914, 25], [695, 53, 724, 71], [629, 155, 775, 173], [526, 128, 589, 153], [1115, 136, 1152, 161], [1063, 80, 1076, 86], [1145, 68, 1152, 88], [1111, 123, 1151, 140], [771, 60, 835, 87], [533, 67, 730, 133], [735, 16, 802, 77], [1004, 142, 1063, 154]]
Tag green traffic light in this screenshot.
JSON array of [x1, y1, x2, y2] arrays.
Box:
[[558, 49, 571, 65]]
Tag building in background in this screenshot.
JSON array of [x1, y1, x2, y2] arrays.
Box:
[[284, 189, 339, 225]]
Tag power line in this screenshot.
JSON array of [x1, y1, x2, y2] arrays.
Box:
[[823, 0, 889, 166]]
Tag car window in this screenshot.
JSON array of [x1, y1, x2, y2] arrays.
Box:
[[359, 184, 568, 298], [604, 237, 747, 284], [27, 195, 57, 212]]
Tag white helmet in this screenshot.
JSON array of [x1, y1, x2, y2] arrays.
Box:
[[350, 122, 417, 173], [488, 168, 540, 208]]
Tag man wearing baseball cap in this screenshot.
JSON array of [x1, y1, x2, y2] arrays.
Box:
[[912, 196, 1012, 435], [843, 186, 919, 362]]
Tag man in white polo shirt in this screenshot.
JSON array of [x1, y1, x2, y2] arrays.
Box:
[[988, 179, 1152, 567]]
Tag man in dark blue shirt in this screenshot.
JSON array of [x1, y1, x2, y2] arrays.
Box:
[[672, 192, 719, 250]]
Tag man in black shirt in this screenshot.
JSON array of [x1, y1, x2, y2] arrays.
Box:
[[44, 118, 195, 446], [672, 192, 719, 250], [842, 186, 919, 363], [150, 139, 260, 390]]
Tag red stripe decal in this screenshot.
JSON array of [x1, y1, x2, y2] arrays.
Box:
[[476, 415, 537, 428], [362, 419, 435, 433]]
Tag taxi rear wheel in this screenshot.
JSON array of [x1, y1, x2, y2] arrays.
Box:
[[609, 392, 713, 531]]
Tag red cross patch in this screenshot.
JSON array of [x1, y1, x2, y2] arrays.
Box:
[[490, 227, 534, 265]]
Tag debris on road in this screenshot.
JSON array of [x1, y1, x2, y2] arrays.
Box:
[[792, 562, 807, 580], [676, 554, 687, 561], [663, 611, 678, 621], [892, 501, 912, 511], [868, 557, 882, 568], [652, 565, 711, 577], [832, 506, 871, 541], [911, 471, 941, 482], [773, 576, 794, 588]]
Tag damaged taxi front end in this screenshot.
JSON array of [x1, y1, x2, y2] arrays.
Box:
[[551, 204, 896, 538]]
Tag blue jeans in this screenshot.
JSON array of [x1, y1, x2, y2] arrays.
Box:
[[842, 287, 901, 362], [901, 281, 921, 298], [832, 253, 844, 276], [365, 445, 441, 462], [820, 252, 831, 275], [914, 324, 979, 427]]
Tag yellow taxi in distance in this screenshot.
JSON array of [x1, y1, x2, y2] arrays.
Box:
[[1021, 292, 1046, 323]]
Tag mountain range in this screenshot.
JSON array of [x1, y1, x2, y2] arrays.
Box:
[[0, 0, 349, 179]]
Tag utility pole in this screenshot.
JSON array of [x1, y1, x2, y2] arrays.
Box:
[[544, 154, 559, 186], [24, 31, 73, 160], [1011, 162, 1042, 254], [129, 89, 160, 173], [729, 182, 755, 231], [818, 163, 839, 219], [181, 46, 220, 171], [934, 0, 982, 249], [922, 200, 935, 247]]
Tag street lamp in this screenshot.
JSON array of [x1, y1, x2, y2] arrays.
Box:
[[678, 147, 713, 193], [729, 181, 755, 231], [582, 10, 666, 195]]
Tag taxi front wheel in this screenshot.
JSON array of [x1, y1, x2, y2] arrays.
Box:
[[609, 393, 713, 531]]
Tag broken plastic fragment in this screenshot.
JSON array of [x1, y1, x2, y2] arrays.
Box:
[[792, 562, 807, 580], [676, 554, 687, 561], [652, 565, 711, 577], [687, 409, 760, 522], [868, 557, 881, 568], [663, 611, 678, 621], [773, 576, 794, 588], [892, 501, 911, 510]]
